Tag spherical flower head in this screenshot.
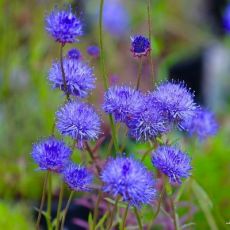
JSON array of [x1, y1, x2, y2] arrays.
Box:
[[130, 35, 151, 57], [223, 4, 230, 33], [67, 48, 81, 60], [56, 101, 101, 147], [62, 163, 93, 192], [101, 156, 156, 207], [151, 81, 197, 129], [103, 86, 144, 123], [48, 57, 95, 98], [87, 45, 100, 58], [45, 5, 83, 44], [183, 107, 218, 141], [31, 137, 72, 172], [152, 145, 192, 184], [127, 95, 169, 142]]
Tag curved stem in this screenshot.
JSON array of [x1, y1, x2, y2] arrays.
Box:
[[171, 197, 179, 230], [134, 208, 143, 230], [121, 204, 129, 230], [147, 0, 155, 87], [60, 191, 74, 230], [106, 196, 120, 230], [136, 58, 143, 90], [93, 190, 102, 230], [55, 182, 64, 230], [47, 172, 52, 230], [36, 171, 49, 230], [60, 44, 70, 101]]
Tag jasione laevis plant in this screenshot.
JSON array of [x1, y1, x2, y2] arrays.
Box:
[[32, 3, 218, 230]]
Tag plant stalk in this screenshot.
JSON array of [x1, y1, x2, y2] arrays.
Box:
[[134, 207, 143, 230], [136, 58, 143, 90], [106, 196, 120, 230], [55, 182, 64, 230], [121, 204, 129, 230]]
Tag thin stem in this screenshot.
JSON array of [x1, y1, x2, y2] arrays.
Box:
[[136, 58, 143, 90], [134, 207, 143, 230], [141, 144, 155, 162], [121, 204, 129, 230], [147, 0, 155, 87], [55, 182, 64, 230], [60, 44, 70, 101], [171, 197, 179, 230], [106, 196, 120, 230], [60, 191, 74, 230], [36, 171, 49, 230], [109, 115, 119, 153], [47, 172, 52, 230], [93, 190, 102, 230]]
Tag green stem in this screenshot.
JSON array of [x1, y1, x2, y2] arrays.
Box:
[[47, 172, 52, 230], [55, 182, 64, 230], [141, 144, 155, 162], [136, 58, 143, 90], [93, 190, 102, 230], [36, 171, 49, 230], [171, 197, 179, 230], [60, 44, 70, 101], [60, 191, 74, 230], [147, 0, 155, 87], [109, 115, 119, 153], [134, 207, 143, 230], [106, 196, 119, 230], [121, 204, 129, 230]]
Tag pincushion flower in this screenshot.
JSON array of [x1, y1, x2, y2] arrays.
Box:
[[56, 101, 101, 147], [103, 85, 144, 123], [48, 58, 95, 98], [130, 35, 151, 57], [183, 107, 218, 140], [223, 4, 230, 32], [152, 145, 192, 184], [87, 45, 100, 58], [45, 5, 83, 44], [150, 81, 197, 130], [31, 137, 72, 172], [101, 156, 156, 207], [67, 48, 81, 60], [62, 163, 93, 191]]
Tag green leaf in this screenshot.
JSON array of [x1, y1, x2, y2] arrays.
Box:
[[104, 197, 133, 209], [88, 212, 93, 230], [95, 211, 109, 230]]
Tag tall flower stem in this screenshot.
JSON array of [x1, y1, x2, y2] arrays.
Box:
[[121, 204, 129, 230], [60, 44, 70, 101], [146, 0, 155, 87], [106, 196, 120, 230], [55, 182, 64, 230], [93, 190, 103, 230], [99, 0, 119, 153], [60, 191, 74, 230], [47, 172, 52, 230], [36, 171, 49, 230], [136, 57, 143, 90], [134, 207, 143, 230], [171, 196, 179, 230]]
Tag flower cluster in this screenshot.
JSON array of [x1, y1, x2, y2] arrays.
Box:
[[101, 156, 156, 207]]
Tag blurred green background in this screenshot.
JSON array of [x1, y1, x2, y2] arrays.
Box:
[[0, 0, 229, 229]]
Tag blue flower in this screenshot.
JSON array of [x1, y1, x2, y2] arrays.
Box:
[[223, 4, 230, 32], [67, 48, 81, 60], [56, 101, 101, 147], [101, 156, 156, 207], [103, 86, 144, 123], [62, 163, 93, 191], [48, 58, 95, 98], [87, 45, 100, 58], [45, 5, 83, 44], [126, 95, 169, 142], [31, 137, 72, 172], [150, 81, 197, 130], [152, 145, 192, 184], [130, 35, 151, 57], [183, 107, 218, 140]]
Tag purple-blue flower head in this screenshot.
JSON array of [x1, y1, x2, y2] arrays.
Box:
[[56, 101, 101, 146], [127, 95, 169, 142], [87, 45, 100, 58], [223, 4, 230, 32], [31, 137, 72, 172], [103, 86, 144, 123], [45, 5, 83, 45], [130, 35, 151, 57], [48, 57, 95, 98], [62, 163, 93, 192], [101, 156, 156, 207], [183, 107, 218, 140], [150, 81, 197, 129], [152, 145, 192, 184], [67, 48, 81, 60]]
